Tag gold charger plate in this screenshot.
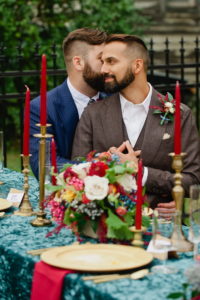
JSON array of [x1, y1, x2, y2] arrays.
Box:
[[41, 244, 153, 272], [0, 198, 12, 211]]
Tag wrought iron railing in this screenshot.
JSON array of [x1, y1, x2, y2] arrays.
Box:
[[0, 38, 199, 169]]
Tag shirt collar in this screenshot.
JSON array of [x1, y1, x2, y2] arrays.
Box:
[[67, 78, 99, 102], [120, 83, 152, 114]]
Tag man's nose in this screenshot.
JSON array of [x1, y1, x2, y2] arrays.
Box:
[[101, 64, 109, 74]]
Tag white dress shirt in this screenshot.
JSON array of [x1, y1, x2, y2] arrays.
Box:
[[119, 83, 153, 185], [67, 78, 99, 118]]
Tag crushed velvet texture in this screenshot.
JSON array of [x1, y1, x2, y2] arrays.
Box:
[[0, 169, 195, 300]]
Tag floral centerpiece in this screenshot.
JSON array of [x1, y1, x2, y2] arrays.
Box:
[[46, 152, 149, 242]]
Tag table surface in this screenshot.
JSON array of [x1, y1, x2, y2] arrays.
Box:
[[0, 168, 195, 300]]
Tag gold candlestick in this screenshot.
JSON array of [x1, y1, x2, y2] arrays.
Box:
[[14, 154, 34, 216], [129, 226, 147, 247], [30, 124, 52, 226], [169, 153, 193, 252]]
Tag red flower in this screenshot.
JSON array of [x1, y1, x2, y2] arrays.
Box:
[[97, 151, 112, 161], [86, 150, 97, 161], [88, 161, 108, 177], [97, 213, 107, 242], [82, 194, 90, 204], [63, 167, 78, 180]]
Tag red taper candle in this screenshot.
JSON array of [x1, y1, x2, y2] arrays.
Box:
[[51, 138, 57, 185], [174, 81, 181, 154], [23, 86, 30, 155], [135, 159, 143, 230], [40, 54, 47, 126]]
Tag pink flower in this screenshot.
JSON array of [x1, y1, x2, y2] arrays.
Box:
[[68, 177, 84, 191], [48, 200, 65, 224]]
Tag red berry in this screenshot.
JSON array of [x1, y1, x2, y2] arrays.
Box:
[[116, 206, 127, 216]]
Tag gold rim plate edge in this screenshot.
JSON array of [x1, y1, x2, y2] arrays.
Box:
[[0, 198, 12, 211], [41, 244, 153, 272]]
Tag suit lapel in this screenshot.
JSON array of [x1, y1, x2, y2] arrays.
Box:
[[141, 88, 167, 165], [55, 80, 79, 155], [102, 94, 127, 148]]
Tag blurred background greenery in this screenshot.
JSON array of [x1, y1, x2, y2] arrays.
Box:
[[0, 0, 149, 172]]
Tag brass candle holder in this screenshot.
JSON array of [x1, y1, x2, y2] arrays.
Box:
[[129, 226, 147, 247], [30, 124, 52, 227], [169, 153, 193, 252], [14, 154, 34, 216]]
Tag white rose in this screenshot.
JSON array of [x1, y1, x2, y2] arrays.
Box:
[[72, 162, 91, 179], [116, 173, 137, 192], [84, 175, 109, 200], [164, 102, 174, 113], [164, 102, 173, 109], [169, 107, 175, 114]]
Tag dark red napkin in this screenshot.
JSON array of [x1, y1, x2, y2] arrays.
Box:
[[31, 261, 75, 300]]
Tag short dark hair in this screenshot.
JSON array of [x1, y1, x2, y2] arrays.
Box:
[[105, 34, 149, 71], [63, 28, 107, 67]]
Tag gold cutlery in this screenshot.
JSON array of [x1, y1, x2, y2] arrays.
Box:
[[27, 241, 81, 256], [0, 213, 13, 218], [27, 247, 58, 255], [83, 269, 149, 283]]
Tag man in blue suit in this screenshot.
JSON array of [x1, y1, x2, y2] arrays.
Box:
[[30, 28, 107, 178]]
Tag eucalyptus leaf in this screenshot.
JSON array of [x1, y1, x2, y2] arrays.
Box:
[[45, 184, 63, 192], [153, 109, 162, 114]]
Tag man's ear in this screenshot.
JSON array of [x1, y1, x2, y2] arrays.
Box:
[[72, 56, 85, 71], [132, 59, 144, 75]]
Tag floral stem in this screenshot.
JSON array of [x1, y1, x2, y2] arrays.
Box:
[[160, 112, 168, 126]]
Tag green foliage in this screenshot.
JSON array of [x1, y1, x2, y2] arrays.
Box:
[[142, 215, 150, 228], [106, 208, 134, 240], [64, 208, 87, 232], [0, 0, 149, 169], [106, 162, 135, 183], [45, 184, 63, 192], [0, 0, 149, 60], [167, 283, 189, 300]]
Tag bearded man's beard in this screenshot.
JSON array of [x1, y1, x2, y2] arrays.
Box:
[[103, 67, 135, 93], [83, 63, 105, 92]]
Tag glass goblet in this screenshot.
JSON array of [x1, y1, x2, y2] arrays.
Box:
[[151, 210, 177, 274], [188, 185, 200, 262]]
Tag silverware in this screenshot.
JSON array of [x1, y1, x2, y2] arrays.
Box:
[[83, 269, 149, 283], [27, 242, 81, 256], [27, 247, 57, 255], [0, 213, 13, 218]]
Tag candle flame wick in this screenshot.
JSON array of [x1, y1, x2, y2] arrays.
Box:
[[25, 85, 30, 91]]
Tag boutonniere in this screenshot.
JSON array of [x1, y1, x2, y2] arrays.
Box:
[[150, 92, 175, 125]]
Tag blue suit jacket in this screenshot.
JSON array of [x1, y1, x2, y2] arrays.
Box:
[[30, 80, 79, 178]]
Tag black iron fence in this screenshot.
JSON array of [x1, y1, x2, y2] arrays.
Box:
[[0, 38, 199, 169]]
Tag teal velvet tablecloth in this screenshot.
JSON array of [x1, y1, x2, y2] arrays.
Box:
[[0, 168, 195, 300]]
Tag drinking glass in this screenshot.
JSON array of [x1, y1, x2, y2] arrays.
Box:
[[0, 131, 4, 172], [188, 185, 200, 261], [151, 210, 177, 274]]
